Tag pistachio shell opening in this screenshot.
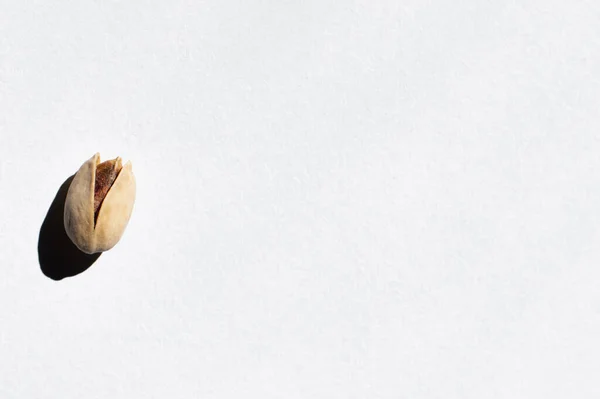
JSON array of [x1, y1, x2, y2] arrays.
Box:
[[94, 158, 123, 224]]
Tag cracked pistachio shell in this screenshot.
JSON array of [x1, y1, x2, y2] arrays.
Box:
[[64, 153, 136, 254]]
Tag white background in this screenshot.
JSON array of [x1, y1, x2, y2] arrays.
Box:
[[1, 0, 600, 397]]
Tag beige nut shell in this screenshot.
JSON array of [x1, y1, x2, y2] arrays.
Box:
[[64, 153, 136, 254]]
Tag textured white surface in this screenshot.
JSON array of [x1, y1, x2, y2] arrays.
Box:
[[1, 0, 600, 397]]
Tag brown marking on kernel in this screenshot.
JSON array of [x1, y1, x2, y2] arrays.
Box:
[[94, 159, 123, 225]]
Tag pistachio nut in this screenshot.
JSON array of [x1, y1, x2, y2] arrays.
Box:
[[64, 153, 136, 254]]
